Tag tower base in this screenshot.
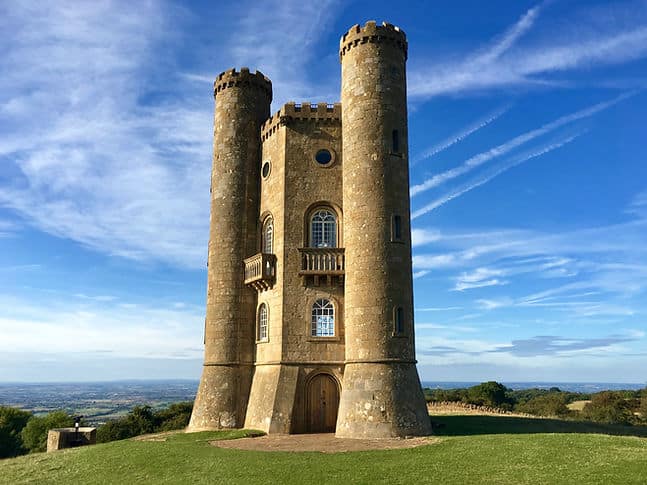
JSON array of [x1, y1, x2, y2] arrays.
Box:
[[244, 364, 299, 434], [335, 362, 432, 438], [187, 364, 252, 432]]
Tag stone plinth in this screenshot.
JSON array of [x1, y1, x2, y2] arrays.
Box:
[[47, 427, 96, 452]]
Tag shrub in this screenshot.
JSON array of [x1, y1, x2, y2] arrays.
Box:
[[155, 402, 193, 431], [516, 393, 571, 417], [97, 402, 193, 443], [0, 406, 32, 458]]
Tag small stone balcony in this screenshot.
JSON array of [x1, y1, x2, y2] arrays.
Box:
[[244, 253, 276, 291], [298, 247, 345, 286]]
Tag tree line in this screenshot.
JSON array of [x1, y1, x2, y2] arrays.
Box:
[[0, 402, 192, 459], [424, 381, 647, 425]]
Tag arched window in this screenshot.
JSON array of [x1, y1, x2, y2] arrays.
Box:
[[311, 299, 334, 337], [310, 209, 337, 248], [257, 303, 268, 341], [262, 217, 273, 253]]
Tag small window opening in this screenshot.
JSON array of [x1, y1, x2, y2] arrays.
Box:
[[315, 149, 333, 165], [261, 160, 271, 178], [392, 215, 402, 241], [392, 129, 400, 153], [394, 306, 404, 335]]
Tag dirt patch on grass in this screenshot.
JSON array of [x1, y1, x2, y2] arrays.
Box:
[[211, 433, 439, 453]]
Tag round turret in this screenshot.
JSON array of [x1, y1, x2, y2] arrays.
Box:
[[188, 68, 271, 432], [336, 21, 432, 438]]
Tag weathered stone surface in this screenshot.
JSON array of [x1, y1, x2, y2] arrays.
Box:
[[189, 21, 431, 439], [47, 427, 96, 452]]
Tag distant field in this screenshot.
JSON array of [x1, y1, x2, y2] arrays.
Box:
[[567, 400, 591, 411], [2, 415, 646, 484]]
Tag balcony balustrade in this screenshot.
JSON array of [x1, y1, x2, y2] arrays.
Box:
[[298, 247, 345, 286], [243, 252, 276, 291]]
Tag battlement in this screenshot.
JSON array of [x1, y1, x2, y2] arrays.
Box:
[[339, 21, 407, 61], [261, 102, 341, 141], [214, 68, 272, 101]]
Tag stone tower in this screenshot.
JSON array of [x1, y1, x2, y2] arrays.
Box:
[[336, 22, 432, 438], [188, 21, 431, 438], [188, 68, 272, 431]]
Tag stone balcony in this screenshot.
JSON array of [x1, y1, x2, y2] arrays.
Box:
[[298, 247, 345, 286], [244, 252, 276, 291]]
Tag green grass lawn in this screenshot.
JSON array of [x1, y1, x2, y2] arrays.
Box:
[[2, 416, 646, 484]]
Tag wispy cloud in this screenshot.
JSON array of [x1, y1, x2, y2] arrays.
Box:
[[489, 334, 642, 357], [411, 92, 632, 198], [227, 0, 339, 108], [0, 1, 339, 269], [411, 228, 442, 247], [412, 105, 509, 164], [413, 270, 431, 279], [0, 294, 203, 358], [412, 131, 583, 219], [408, 2, 647, 98], [416, 306, 463, 312]]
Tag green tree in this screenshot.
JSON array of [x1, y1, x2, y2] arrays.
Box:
[[467, 381, 511, 408], [97, 405, 157, 443], [0, 406, 32, 458], [21, 410, 74, 453], [581, 392, 633, 425]]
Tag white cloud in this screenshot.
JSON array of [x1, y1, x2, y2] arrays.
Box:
[[412, 105, 509, 164], [412, 131, 583, 219], [411, 92, 631, 198], [227, 0, 340, 109], [0, 293, 203, 358], [408, 2, 647, 98], [411, 228, 442, 247], [0, 1, 340, 269]]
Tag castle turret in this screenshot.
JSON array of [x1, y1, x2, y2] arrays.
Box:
[[188, 68, 272, 431], [336, 22, 432, 438]]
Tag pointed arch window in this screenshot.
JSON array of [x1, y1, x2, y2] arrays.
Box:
[[257, 303, 268, 341], [310, 210, 337, 248], [311, 299, 334, 337], [262, 217, 273, 253]]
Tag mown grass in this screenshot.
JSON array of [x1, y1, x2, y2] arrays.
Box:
[[1, 416, 646, 484]]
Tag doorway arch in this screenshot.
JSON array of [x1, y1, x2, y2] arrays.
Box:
[[306, 372, 340, 433]]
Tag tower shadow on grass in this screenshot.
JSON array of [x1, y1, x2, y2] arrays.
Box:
[[430, 415, 647, 438]]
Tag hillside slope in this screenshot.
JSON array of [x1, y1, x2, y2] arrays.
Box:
[[1, 417, 646, 484]]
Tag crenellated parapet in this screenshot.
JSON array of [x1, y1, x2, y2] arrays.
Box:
[[214, 67, 273, 101], [261, 102, 341, 141], [339, 21, 407, 61]]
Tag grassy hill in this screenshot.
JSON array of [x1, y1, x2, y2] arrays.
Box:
[[1, 416, 646, 484]]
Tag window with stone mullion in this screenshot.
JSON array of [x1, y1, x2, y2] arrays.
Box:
[[311, 210, 336, 248], [311, 298, 335, 337]]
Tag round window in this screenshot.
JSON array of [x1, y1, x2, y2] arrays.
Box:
[[261, 160, 271, 178], [315, 149, 333, 165]]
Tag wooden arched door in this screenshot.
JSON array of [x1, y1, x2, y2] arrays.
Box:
[[306, 373, 339, 433]]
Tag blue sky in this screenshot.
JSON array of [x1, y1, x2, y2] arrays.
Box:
[[1, 0, 646, 383]]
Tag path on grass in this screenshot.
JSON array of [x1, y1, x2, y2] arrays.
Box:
[[211, 433, 439, 453]]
